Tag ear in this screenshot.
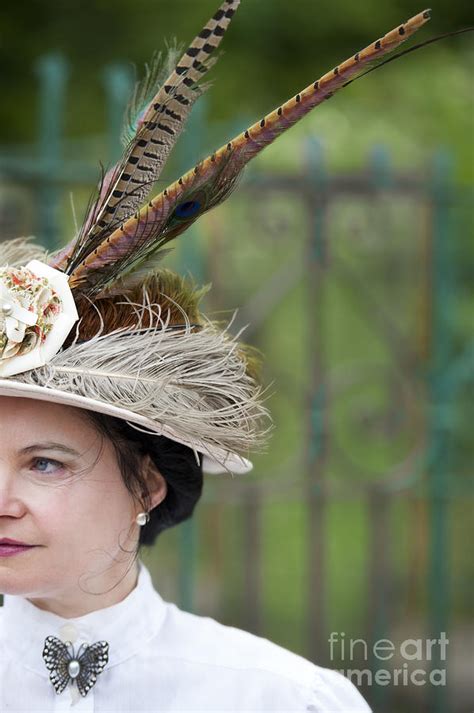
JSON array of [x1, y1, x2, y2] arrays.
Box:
[[141, 454, 168, 510]]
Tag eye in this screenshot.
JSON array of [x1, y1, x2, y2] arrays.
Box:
[[31, 457, 64, 475]]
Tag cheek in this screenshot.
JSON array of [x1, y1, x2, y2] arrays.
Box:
[[70, 478, 135, 540], [30, 486, 92, 545], [30, 467, 135, 548]]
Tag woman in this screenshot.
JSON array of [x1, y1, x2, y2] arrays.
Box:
[[0, 2, 430, 708], [0, 395, 372, 710]]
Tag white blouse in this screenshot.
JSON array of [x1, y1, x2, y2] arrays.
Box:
[[0, 560, 371, 712]]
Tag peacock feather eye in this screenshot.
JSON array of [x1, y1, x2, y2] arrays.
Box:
[[174, 200, 202, 219]]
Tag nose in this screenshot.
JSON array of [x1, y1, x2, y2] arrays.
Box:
[[0, 463, 28, 519]]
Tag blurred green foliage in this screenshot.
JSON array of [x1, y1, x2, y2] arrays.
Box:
[[0, 0, 472, 178]]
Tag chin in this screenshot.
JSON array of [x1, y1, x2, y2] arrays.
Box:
[[0, 572, 35, 597], [0, 555, 45, 596]]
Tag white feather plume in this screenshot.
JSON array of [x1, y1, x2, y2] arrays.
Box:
[[0, 236, 51, 267], [13, 306, 271, 456]]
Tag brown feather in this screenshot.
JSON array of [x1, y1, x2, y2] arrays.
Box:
[[64, 270, 209, 347], [64, 268, 262, 382]]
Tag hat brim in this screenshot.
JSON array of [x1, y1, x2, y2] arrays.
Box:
[[0, 379, 253, 475]]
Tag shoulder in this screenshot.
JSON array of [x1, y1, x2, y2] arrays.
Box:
[[156, 602, 371, 711], [161, 602, 314, 683]]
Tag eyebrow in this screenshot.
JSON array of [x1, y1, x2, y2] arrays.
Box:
[[19, 442, 81, 457]]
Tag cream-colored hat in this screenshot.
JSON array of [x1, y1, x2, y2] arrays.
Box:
[[0, 2, 430, 473]]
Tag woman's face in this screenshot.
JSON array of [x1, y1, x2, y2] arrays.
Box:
[[0, 396, 166, 616]]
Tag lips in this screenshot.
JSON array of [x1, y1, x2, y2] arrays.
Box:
[[0, 543, 36, 557], [0, 539, 33, 547]]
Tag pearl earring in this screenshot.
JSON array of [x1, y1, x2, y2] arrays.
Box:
[[136, 512, 150, 526]]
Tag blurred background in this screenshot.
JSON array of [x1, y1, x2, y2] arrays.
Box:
[[0, 1, 472, 711]]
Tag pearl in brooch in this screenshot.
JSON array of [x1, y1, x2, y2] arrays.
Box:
[[68, 659, 81, 678]]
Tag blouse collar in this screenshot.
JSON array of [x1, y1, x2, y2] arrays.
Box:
[[1, 559, 167, 677]]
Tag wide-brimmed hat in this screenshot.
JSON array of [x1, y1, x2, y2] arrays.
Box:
[[0, 2, 430, 473]]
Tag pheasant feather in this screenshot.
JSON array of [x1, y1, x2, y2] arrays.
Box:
[[51, 0, 241, 275], [62, 9, 431, 295], [121, 44, 182, 146]]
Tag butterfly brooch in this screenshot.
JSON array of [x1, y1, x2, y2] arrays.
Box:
[[42, 635, 109, 697]]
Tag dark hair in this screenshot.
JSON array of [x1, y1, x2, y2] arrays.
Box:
[[79, 410, 203, 548]]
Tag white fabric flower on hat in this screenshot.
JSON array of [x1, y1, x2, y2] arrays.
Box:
[[0, 259, 78, 377]]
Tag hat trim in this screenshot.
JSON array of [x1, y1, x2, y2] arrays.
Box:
[[0, 379, 252, 475]]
